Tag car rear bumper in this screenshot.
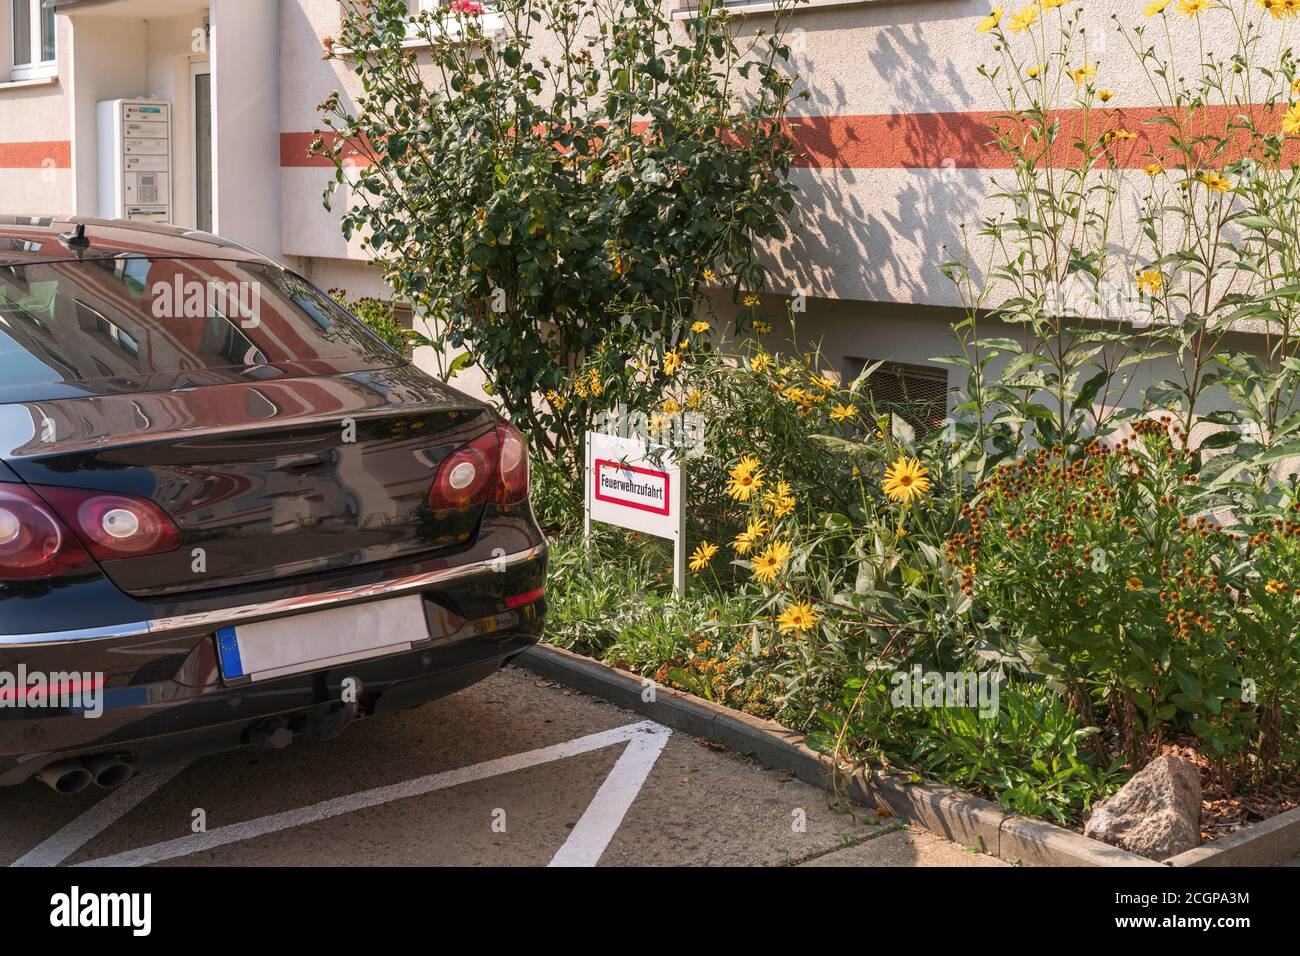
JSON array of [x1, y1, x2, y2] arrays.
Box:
[[0, 540, 547, 787]]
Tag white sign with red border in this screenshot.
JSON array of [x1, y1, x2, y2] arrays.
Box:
[[585, 432, 686, 593]]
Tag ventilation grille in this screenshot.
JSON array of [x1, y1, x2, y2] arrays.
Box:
[[851, 359, 948, 438]]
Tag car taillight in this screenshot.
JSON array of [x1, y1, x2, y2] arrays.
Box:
[[427, 421, 530, 511], [0, 486, 93, 580], [32, 485, 182, 561], [494, 420, 529, 505]]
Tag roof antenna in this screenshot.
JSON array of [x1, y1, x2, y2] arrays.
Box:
[[59, 223, 90, 250]]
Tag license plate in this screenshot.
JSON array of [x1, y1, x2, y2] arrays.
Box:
[[216, 595, 427, 682]]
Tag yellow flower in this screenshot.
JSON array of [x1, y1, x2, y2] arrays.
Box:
[[1265, 578, 1285, 595], [1197, 171, 1231, 193], [1144, 162, 1163, 176], [1007, 4, 1039, 31], [753, 320, 773, 334], [777, 601, 820, 634], [662, 397, 682, 415], [752, 540, 792, 584], [727, 455, 765, 501], [689, 541, 719, 572], [574, 379, 589, 399], [883, 456, 932, 505], [762, 480, 796, 517], [1261, 0, 1289, 18], [1070, 63, 1096, 85], [1026, 64, 1043, 78], [545, 389, 567, 411], [830, 404, 855, 422], [1144, 0, 1172, 14], [686, 388, 704, 410], [663, 351, 683, 376], [701, 268, 717, 283], [1282, 102, 1300, 138], [743, 294, 762, 307], [691, 320, 710, 333], [811, 373, 837, 391], [744, 516, 770, 543], [1126, 577, 1144, 591], [1097, 89, 1114, 103], [1177, 0, 1208, 14], [977, 7, 1002, 32], [587, 369, 603, 397], [896, 527, 909, 538], [1102, 129, 1137, 146], [1136, 270, 1164, 294], [751, 353, 774, 374]]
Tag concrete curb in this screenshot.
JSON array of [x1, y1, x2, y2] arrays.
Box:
[[1165, 805, 1300, 867], [516, 644, 1163, 867]]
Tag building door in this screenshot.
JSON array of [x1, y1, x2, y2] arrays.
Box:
[[192, 60, 213, 233]]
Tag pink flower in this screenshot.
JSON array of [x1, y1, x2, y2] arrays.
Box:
[[449, 0, 484, 15]]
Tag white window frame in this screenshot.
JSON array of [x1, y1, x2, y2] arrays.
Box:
[[10, 0, 56, 82], [404, 0, 503, 46]]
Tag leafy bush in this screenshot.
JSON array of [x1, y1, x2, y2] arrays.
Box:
[[329, 291, 412, 357], [317, 0, 800, 467]]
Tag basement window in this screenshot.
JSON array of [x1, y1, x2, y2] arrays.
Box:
[[847, 358, 949, 438]]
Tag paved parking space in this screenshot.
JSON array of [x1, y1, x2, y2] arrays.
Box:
[[1, 666, 997, 867]]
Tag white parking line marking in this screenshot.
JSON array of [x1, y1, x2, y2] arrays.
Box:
[[548, 722, 670, 867], [75, 720, 671, 868], [11, 762, 191, 868]]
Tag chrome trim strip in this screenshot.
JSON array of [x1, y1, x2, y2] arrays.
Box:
[[0, 544, 547, 647]]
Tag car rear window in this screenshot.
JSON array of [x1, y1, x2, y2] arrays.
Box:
[[0, 257, 400, 402]]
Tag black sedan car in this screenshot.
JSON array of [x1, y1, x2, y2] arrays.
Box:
[[0, 216, 546, 794]]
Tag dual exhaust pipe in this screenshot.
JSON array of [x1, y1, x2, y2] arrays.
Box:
[[36, 755, 134, 795]]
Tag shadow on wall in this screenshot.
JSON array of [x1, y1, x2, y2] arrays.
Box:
[[769, 15, 988, 307]]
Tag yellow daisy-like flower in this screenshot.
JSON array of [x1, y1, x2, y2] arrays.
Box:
[[1070, 63, 1096, 85], [777, 601, 820, 634], [1144, 162, 1163, 176], [976, 6, 1002, 32], [727, 455, 765, 502], [1177, 0, 1208, 14], [1007, 4, 1039, 31], [691, 320, 710, 333], [574, 379, 589, 399], [1026, 64, 1043, 78], [882, 456, 932, 505], [743, 294, 762, 307], [1137, 269, 1164, 294], [830, 404, 855, 422], [686, 389, 703, 410], [587, 369, 603, 398], [1126, 576, 1144, 591], [750, 353, 774, 374], [1282, 102, 1300, 137], [1144, 0, 1172, 14], [1198, 171, 1231, 193], [545, 389, 567, 411], [1101, 129, 1137, 147], [752, 540, 792, 584], [1265, 578, 1285, 595], [662, 397, 682, 415], [811, 373, 837, 391], [1097, 89, 1115, 103], [1260, 0, 1288, 18], [689, 541, 718, 572], [732, 529, 757, 555], [761, 480, 795, 514], [753, 320, 773, 334], [663, 351, 683, 376], [701, 268, 718, 283], [743, 516, 770, 543]]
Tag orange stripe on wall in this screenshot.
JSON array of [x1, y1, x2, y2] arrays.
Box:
[[280, 105, 1299, 171], [0, 141, 70, 169]]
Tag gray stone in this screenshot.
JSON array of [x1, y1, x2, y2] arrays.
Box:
[[1084, 755, 1201, 861]]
